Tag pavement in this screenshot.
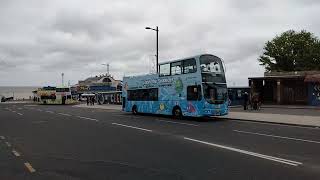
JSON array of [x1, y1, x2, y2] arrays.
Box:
[[75, 103, 320, 127], [1, 103, 320, 179]]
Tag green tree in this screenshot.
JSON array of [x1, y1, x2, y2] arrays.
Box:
[[259, 30, 320, 72]]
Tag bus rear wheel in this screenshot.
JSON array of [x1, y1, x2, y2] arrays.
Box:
[[172, 107, 182, 119], [132, 105, 138, 115]]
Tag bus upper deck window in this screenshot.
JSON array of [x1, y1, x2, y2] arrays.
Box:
[[171, 61, 182, 75], [183, 59, 196, 74], [159, 63, 170, 76]]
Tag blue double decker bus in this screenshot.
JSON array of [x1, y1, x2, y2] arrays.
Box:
[[122, 54, 228, 118]]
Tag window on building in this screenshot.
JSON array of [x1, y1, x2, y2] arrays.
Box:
[[171, 61, 182, 75], [159, 63, 170, 76], [183, 58, 197, 74], [128, 88, 158, 101], [187, 85, 202, 101]]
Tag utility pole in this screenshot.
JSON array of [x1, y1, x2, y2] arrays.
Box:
[[145, 26, 159, 73], [156, 26, 158, 73], [61, 73, 64, 86], [107, 63, 110, 76]]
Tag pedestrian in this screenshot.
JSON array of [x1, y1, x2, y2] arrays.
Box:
[[243, 92, 249, 110], [92, 96, 95, 106], [87, 96, 89, 106], [252, 93, 259, 110]]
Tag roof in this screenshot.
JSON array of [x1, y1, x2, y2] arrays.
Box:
[[158, 53, 222, 65], [248, 75, 305, 80], [304, 74, 320, 83]]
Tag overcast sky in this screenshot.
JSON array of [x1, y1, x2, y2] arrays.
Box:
[[0, 0, 319, 86]]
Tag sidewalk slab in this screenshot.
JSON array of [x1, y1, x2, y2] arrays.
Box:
[[229, 105, 320, 110], [221, 111, 320, 128]]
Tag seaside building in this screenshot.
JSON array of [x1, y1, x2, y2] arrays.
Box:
[[249, 71, 320, 106], [75, 74, 122, 104]]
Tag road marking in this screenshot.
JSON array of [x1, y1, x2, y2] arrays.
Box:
[[112, 123, 153, 132], [183, 137, 302, 166], [232, 120, 320, 130], [234, 130, 320, 144], [46, 111, 54, 113], [77, 116, 99, 122], [17, 113, 23, 116], [5, 142, 11, 147], [24, 162, 36, 173], [58, 113, 71, 116], [12, 110, 16, 113], [18, 108, 23, 110], [12, 150, 21, 157], [0, 136, 5, 140], [32, 121, 48, 124], [157, 119, 199, 127]]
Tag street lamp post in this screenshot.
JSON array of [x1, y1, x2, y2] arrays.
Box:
[[145, 26, 159, 73]]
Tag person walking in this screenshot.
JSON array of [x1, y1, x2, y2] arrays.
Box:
[[243, 92, 249, 110], [86, 96, 89, 106]]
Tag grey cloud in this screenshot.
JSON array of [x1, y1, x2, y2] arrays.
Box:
[[0, 0, 320, 86]]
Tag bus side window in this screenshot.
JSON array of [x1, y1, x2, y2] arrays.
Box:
[[187, 85, 202, 101], [159, 63, 170, 76], [183, 59, 197, 74], [171, 61, 182, 75]]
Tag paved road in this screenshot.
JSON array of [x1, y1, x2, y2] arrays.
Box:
[[0, 104, 320, 180]]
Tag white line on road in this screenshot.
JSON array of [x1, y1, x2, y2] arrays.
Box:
[[18, 108, 23, 110], [12, 111, 16, 113], [32, 121, 48, 124], [0, 136, 5, 140], [17, 113, 23, 116], [234, 130, 320, 144], [5, 142, 11, 147], [157, 119, 199, 127], [77, 116, 99, 122], [46, 111, 54, 113], [12, 150, 21, 157], [58, 113, 71, 116], [183, 137, 302, 166], [112, 123, 153, 132], [233, 120, 320, 130]]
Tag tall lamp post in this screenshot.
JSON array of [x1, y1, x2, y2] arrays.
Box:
[[145, 26, 159, 73]]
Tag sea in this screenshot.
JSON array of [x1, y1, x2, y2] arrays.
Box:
[[0, 86, 39, 100]]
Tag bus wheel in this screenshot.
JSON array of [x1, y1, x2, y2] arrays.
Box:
[[172, 106, 182, 119], [132, 105, 138, 115]]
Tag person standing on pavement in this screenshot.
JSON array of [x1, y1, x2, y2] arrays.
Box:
[[243, 92, 249, 110], [87, 96, 89, 106]]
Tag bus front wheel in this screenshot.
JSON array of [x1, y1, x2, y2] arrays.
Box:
[[172, 106, 182, 119], [132, 105, 138, 115]]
